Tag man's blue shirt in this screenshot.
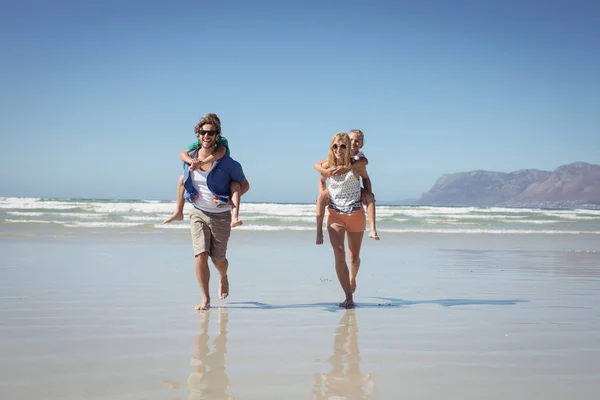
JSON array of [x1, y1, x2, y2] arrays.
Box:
[[183, 150, 246, 203]]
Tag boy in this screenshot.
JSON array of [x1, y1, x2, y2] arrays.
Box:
[[163, 114, 243, 228], [313, 129, 379, 244]]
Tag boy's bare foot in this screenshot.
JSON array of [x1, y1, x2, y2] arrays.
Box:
[[231, 219, 243, 228], [316, 229, 324, 245], [350, 278, 357, 293], [219, 275, 229, 299], [163, 212, 184, 224], [369, 231, 380, 240], [195, 300, 210, 311], [339, 298, 355, 309]]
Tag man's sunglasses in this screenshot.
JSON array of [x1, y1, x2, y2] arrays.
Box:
[[197, 130, 217, 137], [332, 144, 347, 151]]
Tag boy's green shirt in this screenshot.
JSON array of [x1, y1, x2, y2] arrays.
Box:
[[187, 136, 230, 157]]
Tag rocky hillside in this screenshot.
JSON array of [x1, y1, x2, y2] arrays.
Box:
[[418, 162, 600, 209]]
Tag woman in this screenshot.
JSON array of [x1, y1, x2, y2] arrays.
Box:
[[319, 132, 371, 308]]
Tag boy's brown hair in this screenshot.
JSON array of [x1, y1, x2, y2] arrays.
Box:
[[349, 129, 364, 145]]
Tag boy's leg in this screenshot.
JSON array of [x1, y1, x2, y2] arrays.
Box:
[[316, 189, 330, 245], [363, 192, 379, 240], [230, 181, 243, 227], [163, 175, 186, 224]]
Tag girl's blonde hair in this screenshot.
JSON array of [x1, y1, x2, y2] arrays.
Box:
[[327, 132, 351, 168]]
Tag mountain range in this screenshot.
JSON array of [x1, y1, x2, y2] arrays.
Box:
[[417, 162, 600, 209]]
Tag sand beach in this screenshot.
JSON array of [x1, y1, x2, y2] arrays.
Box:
[[1, 223, 599, 399]]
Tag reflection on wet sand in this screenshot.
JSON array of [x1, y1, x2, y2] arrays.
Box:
[[313, 310, 375, 399], [187, 308, 233, 400]]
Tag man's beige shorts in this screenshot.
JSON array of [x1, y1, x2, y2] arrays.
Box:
[[189, 207, 232, 259]]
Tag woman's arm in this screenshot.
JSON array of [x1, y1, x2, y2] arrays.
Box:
[[318, 174, 327, 194]]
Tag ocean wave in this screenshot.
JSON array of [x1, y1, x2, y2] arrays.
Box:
[[1, 197, 599, 233]]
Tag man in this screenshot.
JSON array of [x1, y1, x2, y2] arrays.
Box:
[[182, 113, 250, 311]]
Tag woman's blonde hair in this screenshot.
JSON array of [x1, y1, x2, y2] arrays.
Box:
[[327, 132, 351, 168]]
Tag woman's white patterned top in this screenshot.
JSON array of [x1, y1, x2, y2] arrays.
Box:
[[328, 170, 362, 214]]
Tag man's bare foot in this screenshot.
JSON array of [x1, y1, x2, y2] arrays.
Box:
[[163, 212, 184, 224], [369, 230, 380, 240], [163, 380, 180, 389], [194, 300, 210, 311], [316, 229, 324, 245], [350, 278, 357, 293], [231, 218, 243, 228], [219, 275, 229, 299], [339, 298, 355, 308]]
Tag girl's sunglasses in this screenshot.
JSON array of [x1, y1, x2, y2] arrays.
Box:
[[332, 144, 347, 151]]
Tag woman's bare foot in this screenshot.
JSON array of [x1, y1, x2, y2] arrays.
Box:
[[163, 212, 184, 224], [194, 300, 210, 311], [350, 278, 357, 293], [219, 275, 229, 299], [339, 297, 355, 309], [369, 230, 380, 240], [231, 218, 243, 228], [316, 229, 324, 245]]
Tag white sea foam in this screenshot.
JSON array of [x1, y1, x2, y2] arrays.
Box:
[[4, 219, 56, 224], [380, 228, 598, 234], [63, 222, 147, 228], [7, 211, 102, 219], [2, 197, 599, 234]]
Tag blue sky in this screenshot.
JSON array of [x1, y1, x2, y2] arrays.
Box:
[[1, 0, 599, 203]]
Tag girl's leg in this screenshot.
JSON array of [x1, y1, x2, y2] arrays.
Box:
[[164, 175, 186, 224], [363, 192, 379, 240], [230, 181, 242, 227], [316, 189, 330, 244], [347, 231, 365, 293], [328, 223, 354, 308]]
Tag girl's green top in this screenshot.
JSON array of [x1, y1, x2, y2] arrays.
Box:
[[187, 136, 230, 157]]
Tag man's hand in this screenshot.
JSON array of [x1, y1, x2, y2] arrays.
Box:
[[213, 196, 232, 206]]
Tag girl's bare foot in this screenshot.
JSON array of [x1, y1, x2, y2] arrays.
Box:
[[369, 230, 380, 240], [219, 275, 229, 299], [316, 229, 324, 245], [163, 212, 184, 224], [194, 300, 210, 311], [231, 219, 243, 228]]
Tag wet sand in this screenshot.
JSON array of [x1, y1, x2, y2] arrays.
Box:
[[1, 230, 599, 399]]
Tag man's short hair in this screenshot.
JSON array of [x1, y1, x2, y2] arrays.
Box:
[[195, 113, 222, 135]]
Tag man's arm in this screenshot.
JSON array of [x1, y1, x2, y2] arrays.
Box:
[[239, 179, 250, 196]]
